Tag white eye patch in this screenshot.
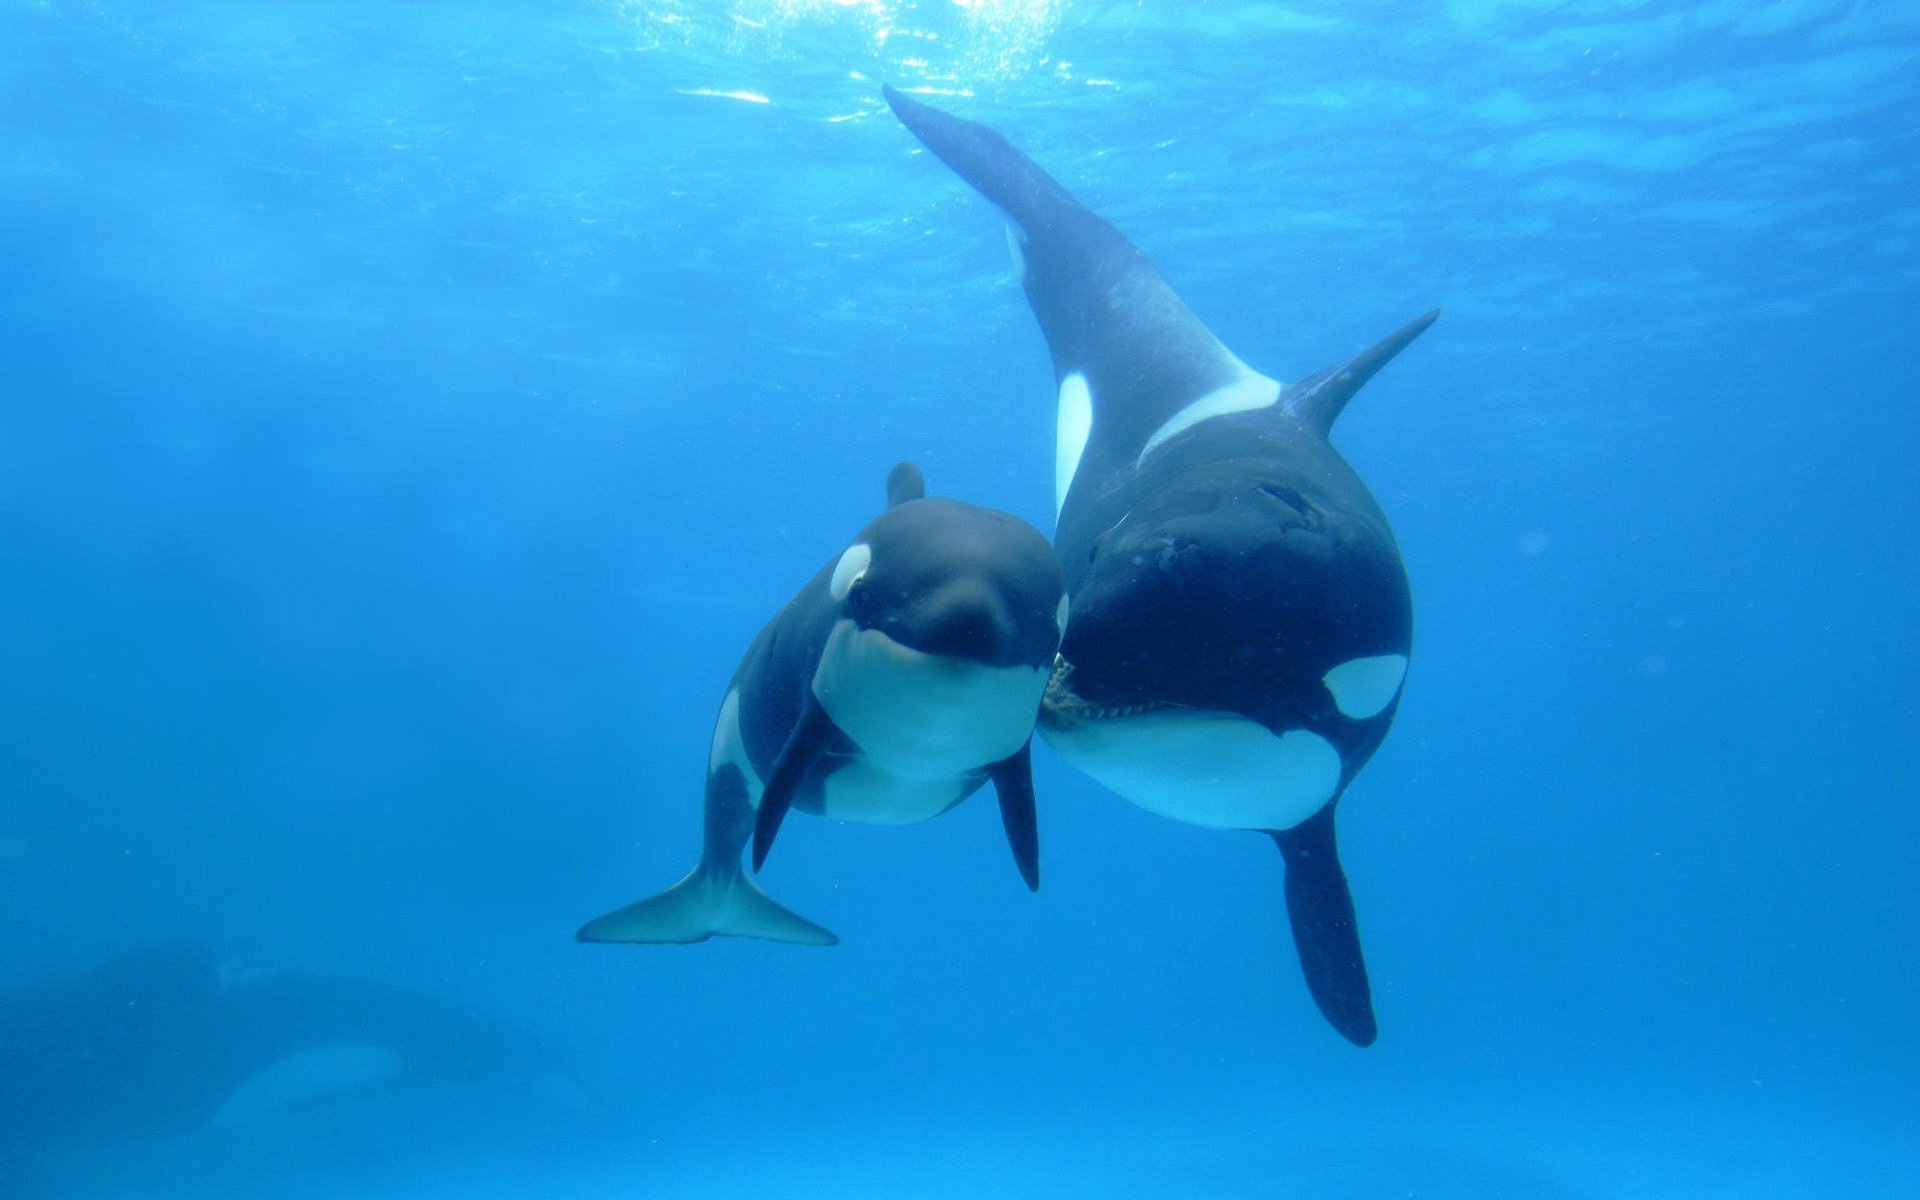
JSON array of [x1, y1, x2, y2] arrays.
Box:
[[1322, 654, 1408, 720], [830, 543, 871, 601], [1055, 594, 1070, 633]]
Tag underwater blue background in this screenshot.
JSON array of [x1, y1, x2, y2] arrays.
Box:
[[3, 1, 1915, 1195]]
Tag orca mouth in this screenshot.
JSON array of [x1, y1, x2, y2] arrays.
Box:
[[1040, 657, 1175, 726]]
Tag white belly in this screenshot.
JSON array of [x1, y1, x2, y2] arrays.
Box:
[[1039, 708, 1340, 832], [817, 757, 975, 824]]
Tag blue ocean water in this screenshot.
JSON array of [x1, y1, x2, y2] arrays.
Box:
[[3, 0, 1916, 1195]]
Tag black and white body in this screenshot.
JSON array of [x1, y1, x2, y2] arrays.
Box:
[[885, 87, 1435, 1046], [578, 463, 1066, 947]]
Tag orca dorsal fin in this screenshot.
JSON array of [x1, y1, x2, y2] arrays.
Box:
[[885, 87, 1267, 496], [886, 461, 926, 508], [1283, 310, 1439, 438]]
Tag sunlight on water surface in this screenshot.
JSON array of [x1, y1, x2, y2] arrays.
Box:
[[615, 0, 1063, 92]]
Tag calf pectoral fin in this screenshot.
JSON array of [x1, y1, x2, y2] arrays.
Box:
[[987, 739, 1041, 891], [751, 693, 837, 872], [1272, 807, 1377, 1047]]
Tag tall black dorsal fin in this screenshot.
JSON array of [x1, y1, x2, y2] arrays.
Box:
[[886, 461, 926, 508], [1283, 310, 1439, 438], [885, 87, 1268, 499]]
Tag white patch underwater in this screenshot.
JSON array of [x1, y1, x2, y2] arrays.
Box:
[[708, 688, 765, 799], [830, 543, 871, 601], [1322, 654, 1408, 720], [1040, 708, 1340, 831], [818, 757, 971, 824], [1055, 372, 1093, 515], [1137, 371, 1282, 464]]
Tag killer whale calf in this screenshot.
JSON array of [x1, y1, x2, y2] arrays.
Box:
[[578, 462, 1065, 947], [885, 86, 1435, 1046], [0, 942, 559, 1196]]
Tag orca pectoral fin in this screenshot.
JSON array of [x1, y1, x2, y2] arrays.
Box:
[[1272, 808, 1377, 1047], [987, 739, 1041, 891], [751, 693, 837, 873]]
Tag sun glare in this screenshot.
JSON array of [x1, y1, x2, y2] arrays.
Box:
[[617, 0, 1062, 89]]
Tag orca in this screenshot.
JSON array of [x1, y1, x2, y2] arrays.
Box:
[[0, 942, 559, 1195], [577, 462, 1065, 947], [885, 87, 1435, 1046]]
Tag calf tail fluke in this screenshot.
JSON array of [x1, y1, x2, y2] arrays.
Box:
[[577, 868, 837, 947]]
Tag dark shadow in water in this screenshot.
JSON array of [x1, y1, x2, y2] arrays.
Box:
[[0, 942, 626, 1198]]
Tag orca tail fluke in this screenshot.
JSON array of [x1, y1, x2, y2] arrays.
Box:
[[1271, 809, 1377, 1047], [883, 85, 1095, 242], [885, 87, 1258, 461], [576, 867, 838, 947], [1287, 310, 1439, 437]]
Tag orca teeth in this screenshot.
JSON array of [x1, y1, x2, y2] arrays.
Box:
[[1042, 657, 1169, 723]]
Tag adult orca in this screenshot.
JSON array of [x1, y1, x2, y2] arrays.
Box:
[[578, 462, 1065, 947], [885, 87, 1435, 1046], [0, 942, 559, 1195]]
